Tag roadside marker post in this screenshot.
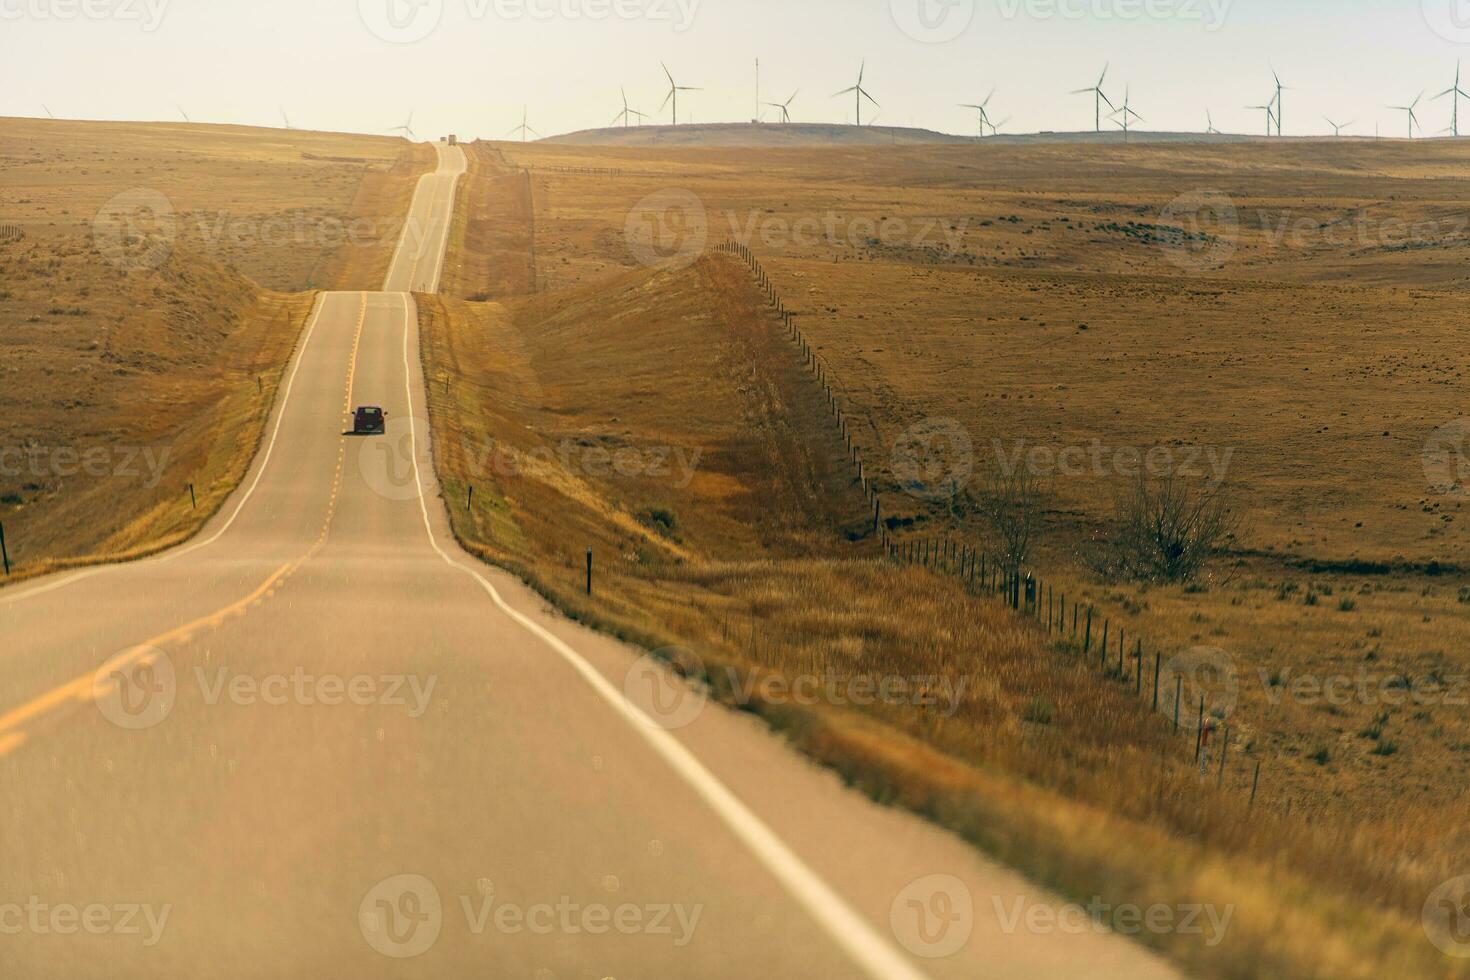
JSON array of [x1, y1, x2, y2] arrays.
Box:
[[586, 548, 593, 596], [0, 521, 9, 575], [189, 483, 197, 510]]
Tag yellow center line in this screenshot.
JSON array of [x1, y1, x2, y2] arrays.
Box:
[[343, 291, 369, 417], [0, 296, 364, 759], [0, 559, 295, 742]]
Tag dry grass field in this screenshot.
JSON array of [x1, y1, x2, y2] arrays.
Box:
[[0, 119, 425, 574], [421, 140, 1470, 978]]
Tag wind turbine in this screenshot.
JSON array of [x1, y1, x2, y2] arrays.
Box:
[[42, 105, 55, 119], [833, 60, 879, 127], [387, 110, 416, 140], [507, 106, 539, 142], [1323, 117, 1353, 137], [177, 105, 191, 124], [987, 116, 1011, 137], [959, 88, 996, 138], [764, 90, 799, 124], [1271, 69, 1289, 136], [280, 106, 295, 131], [1110, 86, 1143, 138], [1388, 92, 1423, 139], [660, 62, 701, 126], [1435, 61, 1468, 137], [1246, 98, 1276, 137], [1206, 110, 1222, 135], [612, 88, 646, 128], [1071, 63, 1115, 133]]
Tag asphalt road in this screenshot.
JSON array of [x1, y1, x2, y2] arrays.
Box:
[[0, 145, 1185, 979]]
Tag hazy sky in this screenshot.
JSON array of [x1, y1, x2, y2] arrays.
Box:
[[6, 0, 1470, 139]]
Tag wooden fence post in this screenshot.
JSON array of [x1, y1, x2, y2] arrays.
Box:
[[0, 521, 9, 576], [586, 548, 593, 596], [1194, 695, 1205, 762], [1084, 607, 1093, 654], [1152, 650, 1160, 710]]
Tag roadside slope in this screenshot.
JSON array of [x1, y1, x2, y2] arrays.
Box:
[[0, 121, 430, 579], [420, 145, 1468, 979]]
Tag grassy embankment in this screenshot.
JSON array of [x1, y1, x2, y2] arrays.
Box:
[[0, 119, 431, 579], [418, 143, 1468, 979]]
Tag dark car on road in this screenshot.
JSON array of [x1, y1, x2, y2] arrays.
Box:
[[353, 406, 387, 435]]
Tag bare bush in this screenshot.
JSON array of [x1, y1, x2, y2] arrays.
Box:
[[1088, 471, 1241, 583], [977, 464, 1045, 573]]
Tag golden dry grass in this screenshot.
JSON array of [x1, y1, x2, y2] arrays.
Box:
[[419, 144, 1470, 978], [0, 119, 425, 575]]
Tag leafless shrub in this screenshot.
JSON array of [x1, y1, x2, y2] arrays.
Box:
[[1087, 471, 1242, 583], [977, 464, 1045, 573]]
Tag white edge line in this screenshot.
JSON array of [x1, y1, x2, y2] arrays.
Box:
[[0, 292, 332, 607], [394, 292, 929, 980], [383, 169, 435, 293]]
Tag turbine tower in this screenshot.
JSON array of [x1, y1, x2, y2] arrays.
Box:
[[1388, 92, 1423, 139], [833, 60, 879, 127], [1435, 61, 1468, 137], [1110, 86, 1143, 139], [280, 106, 295, 131], [387, 110, 416, 140], [1246, 98, 1276, 137], [1271, 69, 1288, 136], [1323, 117, 1354, 137], [1206, 110, 1221, 135], [1071, 63, 1114, 133], [612, 88, 646, 127], [660, 62, 701, 126], [959, 88, 997, 138], [764, 90, 799, 124], [507, 107, 539, 142]]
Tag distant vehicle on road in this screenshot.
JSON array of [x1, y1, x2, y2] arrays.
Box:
[[352, 406, 387, 435]]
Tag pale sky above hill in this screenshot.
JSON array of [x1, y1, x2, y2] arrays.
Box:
[[6, 0, 1470, 140]]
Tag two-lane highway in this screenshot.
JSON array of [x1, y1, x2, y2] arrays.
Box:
[[0, 144, 1182, 980]]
